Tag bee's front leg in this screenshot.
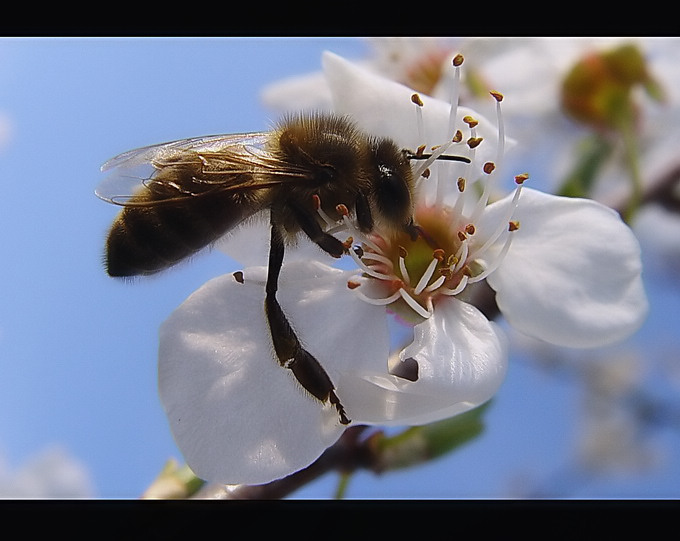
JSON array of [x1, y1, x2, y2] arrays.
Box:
[[288, 200, 346, 258], [354, 191, 374, 233]]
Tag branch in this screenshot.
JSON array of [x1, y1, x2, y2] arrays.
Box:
[[192, 425, 372, 499]]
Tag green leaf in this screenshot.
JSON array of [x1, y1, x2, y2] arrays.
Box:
[[371, 402, 491, 472], [141, 458, 205, 499], [558, 134, 614, 199]]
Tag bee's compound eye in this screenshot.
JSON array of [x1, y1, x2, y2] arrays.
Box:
[[319, 164, 336, 183], [370, 139, 415, 227], [375, 166, 411, 221]]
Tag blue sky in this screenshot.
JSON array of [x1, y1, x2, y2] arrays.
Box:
[[0, 37, 679, 499]]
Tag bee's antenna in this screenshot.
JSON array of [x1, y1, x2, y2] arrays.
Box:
[[406, 152, 471, 164]]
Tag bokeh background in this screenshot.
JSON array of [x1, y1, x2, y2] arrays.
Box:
[[1, 37, 679, 498]]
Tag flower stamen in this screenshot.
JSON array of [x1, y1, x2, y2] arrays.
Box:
[[412, 93, 425, 145], [470, 161, 497, 224], [414, 255, 440, 295], [448, 54, 463, 138], [399, 288, 432, 319], [312, 194, 336, 228], [468, 224, 517, 284], [398, 246, 411, 285], [354, 287, 403, 306], [344, 55, 530, 323], [413, 136, 459, 180], [360, 251, 394, 268], [424, 274, 447, 292], [453, 240, 469, 273], [467, 182, 524, 262], [348, 247, 394, 280], [440, 274, 469, 296], [337, 208, 382, 252], [491, 90, 506, 166]]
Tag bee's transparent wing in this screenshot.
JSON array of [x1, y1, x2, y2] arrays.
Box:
[[100, 132, 271, 172], [96, 132, 275, 205]]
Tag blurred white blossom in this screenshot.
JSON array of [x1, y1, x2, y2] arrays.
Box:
[[264, 38, 680, 201], [576, 353, 663, 474], [0, 445, 95, 498], [0, 111, 12, 153], [634, 204, 680, 277]]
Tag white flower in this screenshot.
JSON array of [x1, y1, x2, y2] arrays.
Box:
[[264, 38, 680, 205], [635, 203, 680, 277], [158, 52, 648, 486], [575, 353, 662, 474], [0, 446, 95, 498], [261, 38, 458, 114], [324, 51, 647, 349]]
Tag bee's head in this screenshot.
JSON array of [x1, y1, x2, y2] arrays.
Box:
[[369, 138, 415, 232]]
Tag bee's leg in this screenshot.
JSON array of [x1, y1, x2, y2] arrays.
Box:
[[355, 191, 374, 233], [404, 218, 420, 241], [289, 201, 346, 258], [355, 190, 417, 240], [264, 219, 350, 425]]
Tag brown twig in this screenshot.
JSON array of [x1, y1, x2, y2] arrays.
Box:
[[192, 425, 374, 499]]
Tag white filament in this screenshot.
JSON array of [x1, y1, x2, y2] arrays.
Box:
[[494, 97, 506, 170], [448, 62, 461, 140], [453, 240, 469, 274], [414, 257, 439, 295], [413, 139, 456, 181], [424, 274, 446, 293], [468, 230, 515, 284], [348, 248, 394, 281], [440, 274, 469, 296], [354, 288, 402, 306], [414, 100, 425, 146], [467, 184, 522, 263], [399, 289, 432, 319], [360, 251, 394, 267], [398, 253, 411, 286]]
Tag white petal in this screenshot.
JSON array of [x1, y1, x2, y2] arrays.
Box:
[[484, 188, 648, 348], [158, 260, 389, 485], [260, 70, 333, 113], [215, 210, 331, 268], [338, 297, 507, 426], [274, 262, 391, 379], [321, 51, 499, 166], [213, 211, 272, 267]]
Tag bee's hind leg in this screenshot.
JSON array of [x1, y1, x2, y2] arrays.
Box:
[[264, 216, 350, 425]]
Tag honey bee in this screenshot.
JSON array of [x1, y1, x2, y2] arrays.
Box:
[[97, 113, 470, 425]]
